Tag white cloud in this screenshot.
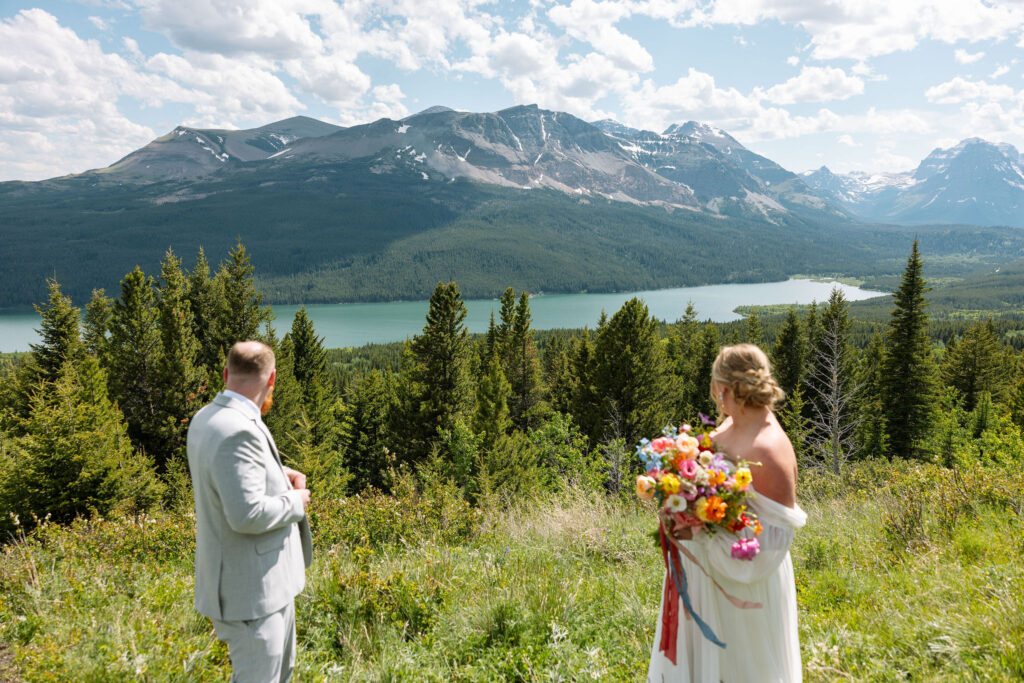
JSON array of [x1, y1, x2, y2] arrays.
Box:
[[548, 0, 654, 71], [837, 134, 857, 146], [759, 66, 864, 104], [786, 55, 799, 66], [666, 0, 1024, 61], [88, 15, 109, 31], [955, 48, 985, 64], [990, 64, 1010, 79], [925, 77, 1016, 104]]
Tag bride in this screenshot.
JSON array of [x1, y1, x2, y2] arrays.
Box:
[[647, 344, 807, 682]]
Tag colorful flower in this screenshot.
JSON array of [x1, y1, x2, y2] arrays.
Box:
[[659, 473, 681, 495], [708, 469, 727, 487], [699, 412, 716, 427], [636, 475, 656, 500], [678, 459, 698, 480], [694, 497, 709, 522], [703, 496, 728, 522], [664, 494, 687, 513], [731, 537, 760, 560], [680, 423, 693, 433], [651, 436, 675, 453], [734, 467, 752, 490]]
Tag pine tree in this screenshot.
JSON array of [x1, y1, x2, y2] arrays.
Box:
[[0, 358, 163, 531], [778, 384, 812, 466], [30, 278, 85, 385], [402, 282, 472, 463], [187, 248, 222, 372], [504, 291, 545, 431], [772, 308, 806, 401], [262, 326, 304, 443], [743, 311, 764, 346], [343, 369, 398, 492], [666, 303, 701, 417], [591, 298, 672, 444], [854, 331, 889, 458], [215, 241, 273, 349], [941, 319, 1007, 410], [689, 323, 720, 419], [473, 352, 512, 449], [543, 335, 574, 416], [881, 240, 938, 460], [568, 329, 600, 438], [82, 289, 113, 360], [106, 267, 167, 467], [155, 249, 208, 467]]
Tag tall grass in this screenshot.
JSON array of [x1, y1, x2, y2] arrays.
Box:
[[1, 461, 1022, 681]]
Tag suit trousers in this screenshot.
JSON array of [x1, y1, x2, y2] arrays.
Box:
[[212, 601, 296, 683]]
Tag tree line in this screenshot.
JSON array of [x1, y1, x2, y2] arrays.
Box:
[[2, 240, 1023, 534]]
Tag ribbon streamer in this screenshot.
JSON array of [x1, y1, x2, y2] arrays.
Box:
[[657, 521, 763, 664]]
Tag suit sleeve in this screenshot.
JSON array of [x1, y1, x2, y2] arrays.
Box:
[[210, 427, 305, 535]]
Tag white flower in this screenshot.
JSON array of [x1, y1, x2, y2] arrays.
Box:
[[664, 494, 687, 512], [698, 451, 713, 467]]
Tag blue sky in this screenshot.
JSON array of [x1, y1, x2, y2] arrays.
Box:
[[2, 0, 1023, 181]]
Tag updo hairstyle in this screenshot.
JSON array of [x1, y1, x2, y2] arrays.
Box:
[[711, 343, 785, 411]]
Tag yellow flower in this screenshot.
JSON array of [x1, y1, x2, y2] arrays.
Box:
[[734, 468, 752, 489], [694, 496, 709, 522], [708, 469, 727, 487], [660, 473, 681, 495]]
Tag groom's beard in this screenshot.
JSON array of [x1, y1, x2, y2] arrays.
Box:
[[260, 386, 274, 416]]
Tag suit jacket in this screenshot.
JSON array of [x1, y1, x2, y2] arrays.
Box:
[[187, 392, 313, 621]]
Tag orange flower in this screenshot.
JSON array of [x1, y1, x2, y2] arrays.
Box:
[[703, 496, 727, 522], [708, 469, 727, 487], [753, 520, 763, 536]]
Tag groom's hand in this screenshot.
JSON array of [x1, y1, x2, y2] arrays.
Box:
[[283, 466, 307, 490], [296, 488, 311, 509]]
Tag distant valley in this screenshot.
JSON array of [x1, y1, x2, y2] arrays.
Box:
[[1, 104, 1023, 309]]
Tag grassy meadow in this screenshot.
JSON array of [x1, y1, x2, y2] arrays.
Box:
[[1, 459, 1022, 682]]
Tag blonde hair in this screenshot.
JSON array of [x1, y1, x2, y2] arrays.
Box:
[[711, 343, 785, 410]]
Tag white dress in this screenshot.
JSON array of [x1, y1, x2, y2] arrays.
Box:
[[647, 490, 807, 682]]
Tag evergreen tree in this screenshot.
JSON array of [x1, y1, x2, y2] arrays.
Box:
[[743, 311, 764, 346], [343, 369, 397, 492], [941, 319, 1008, 410], [568, 329, 600, 439], [778, 384, 811, 466], [30, 278, 85, 385], [187, 247, 222, 372], [472, 352, 512, 449], [804, 300, 821, 354], [82, 289, 113, 360], [155, 249, 207, 467], [495, 287, 516, 355], [881, 240, 938, 460], [402, 281, 472, 463], [666, 303, 701, 417], [290, 307, 330, 398], [105, 267, 167, 467], [0, 358, 163, 532], [591, 298, 672, 444], [504, 291, 545, 430], [689, 323, 720, 418], [854, 331, 890, 458], [772, 308, 806, 401], [214, 242, 273, 349], [262, 326, 304, 443], [542, 336, 574, 416]]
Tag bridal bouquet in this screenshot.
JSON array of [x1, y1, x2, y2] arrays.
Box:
[[635, 416, 762, 560]]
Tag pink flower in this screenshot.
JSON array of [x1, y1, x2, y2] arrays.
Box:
[[678, 459, 698, 480], [651, 437, 674, 453], [673, 511, 704, 528], [731, 537, 760, 561]]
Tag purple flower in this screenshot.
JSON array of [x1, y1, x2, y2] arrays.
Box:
[[699, 412, 716, 427]]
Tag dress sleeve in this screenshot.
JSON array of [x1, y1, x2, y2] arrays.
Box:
[[699, 520, 796, 585]]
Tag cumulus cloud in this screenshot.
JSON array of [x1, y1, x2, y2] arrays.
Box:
[[759, 66, 864, 104], [838, 134, 857, 146], [548, 0, 654, 71], [925, 77, 1016, 104], [954, 48, 985, 64]]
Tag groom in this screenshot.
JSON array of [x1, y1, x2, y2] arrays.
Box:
[[187, 341, 313, 682]]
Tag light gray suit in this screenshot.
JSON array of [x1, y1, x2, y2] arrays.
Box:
[[187, 391, 312, 681]]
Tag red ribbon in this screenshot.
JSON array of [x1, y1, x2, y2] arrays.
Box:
[[657, 520, 764, 665]]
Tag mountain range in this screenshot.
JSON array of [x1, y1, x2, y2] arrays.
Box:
[[802, 138, 1024, 227], [1, 105, 1023, 309]]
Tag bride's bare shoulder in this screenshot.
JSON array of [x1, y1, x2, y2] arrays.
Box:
[[747, 423, 797, 507]]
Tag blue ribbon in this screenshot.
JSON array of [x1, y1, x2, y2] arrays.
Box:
[[667, 547, 727, 649]]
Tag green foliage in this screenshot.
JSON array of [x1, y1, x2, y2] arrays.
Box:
[[941, 319, 1010, 410], [342, 369, 398, 493], [771, 307, 806, 400], [29, 278, 85, 386], [213, 241, 273, 350], [0, 358, 163, 533], [881, 240, 939, 460], [590, 298, 672, 444], [472, 352, 512, 450]]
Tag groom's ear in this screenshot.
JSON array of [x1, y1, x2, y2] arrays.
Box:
[[223, 367, 229, 384], [268, 369, 276, 387]]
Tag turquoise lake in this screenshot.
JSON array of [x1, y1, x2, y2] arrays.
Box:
[[0, 279, 885, 353]]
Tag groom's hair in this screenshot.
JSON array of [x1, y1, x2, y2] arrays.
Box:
[[226, 341, 275, 379]]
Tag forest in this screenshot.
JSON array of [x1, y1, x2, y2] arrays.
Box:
[[0, 241, 1022, 680]]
